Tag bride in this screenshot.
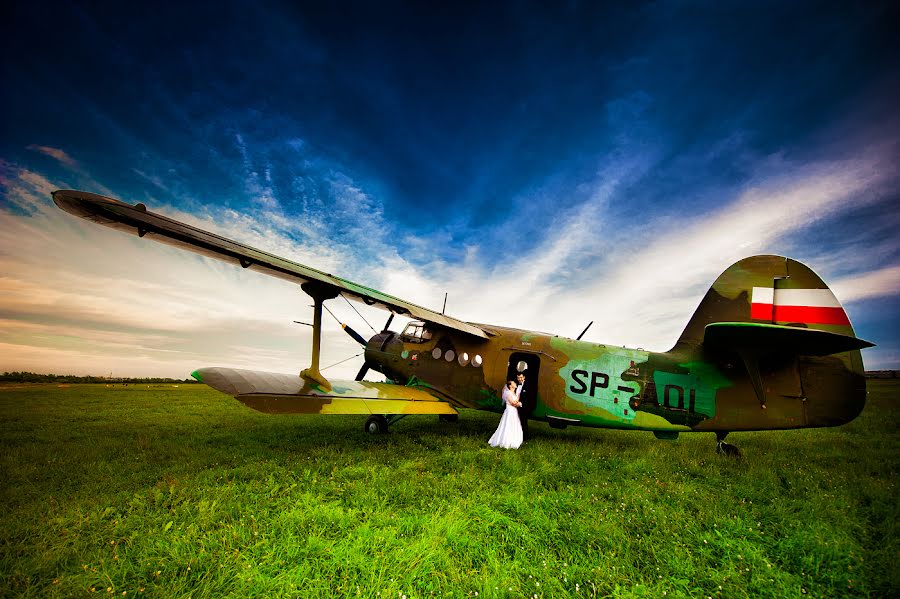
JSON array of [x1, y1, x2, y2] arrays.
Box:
[[488, 380, 524, 449]]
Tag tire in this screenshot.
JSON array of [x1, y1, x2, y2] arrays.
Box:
[[364, 415, 389, 434]]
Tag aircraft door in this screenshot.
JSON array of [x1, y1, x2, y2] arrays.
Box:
[[506, 352, 541, 421]]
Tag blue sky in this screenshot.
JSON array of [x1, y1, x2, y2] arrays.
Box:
[[1, 1, 898, 377]]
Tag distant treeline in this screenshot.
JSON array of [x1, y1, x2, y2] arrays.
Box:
[[4, 369, 896, 383], [866, 370, 899, 379], [0, 371, 200, 384]]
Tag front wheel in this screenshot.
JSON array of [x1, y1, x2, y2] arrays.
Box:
[[364, 415, 389, 434]]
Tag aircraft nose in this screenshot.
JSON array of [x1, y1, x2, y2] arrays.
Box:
[[364, 331, 401, 375], [364, 331, 391, 354]]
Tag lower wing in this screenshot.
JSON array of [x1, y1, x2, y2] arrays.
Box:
[[192, 367, 458, 416]]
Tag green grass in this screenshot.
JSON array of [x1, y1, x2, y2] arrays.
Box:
[[0, 381, 897, 598]]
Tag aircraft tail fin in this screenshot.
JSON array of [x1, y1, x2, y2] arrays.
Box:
[[675, 255, 871, 363], [673, 255, 871, 424]]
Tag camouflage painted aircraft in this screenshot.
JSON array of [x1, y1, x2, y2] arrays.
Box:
[[53, 190, 873, 453]]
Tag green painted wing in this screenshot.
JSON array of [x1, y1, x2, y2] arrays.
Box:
[[52, 190, 487, 339]]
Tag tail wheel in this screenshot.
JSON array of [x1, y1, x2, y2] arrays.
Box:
[[364, 415, 389, 434], [715, 431, 742, 457]]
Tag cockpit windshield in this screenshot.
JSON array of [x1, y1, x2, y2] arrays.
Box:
[[401, 321, 433, 343]]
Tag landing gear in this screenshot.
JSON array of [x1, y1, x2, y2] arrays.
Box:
[[363, 414, 409, 434], [438, 414, 458, 423], [715, 431, 741, 457], [364, 415, 389, 434]]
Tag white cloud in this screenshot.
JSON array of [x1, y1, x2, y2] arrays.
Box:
[[402, 151, 896, 353], [0, 161, 388, 378], [1, 138, 898, 379], [831, 266, 900, 304]]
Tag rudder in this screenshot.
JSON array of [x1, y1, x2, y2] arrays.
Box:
[[672, 255, 870, 427]]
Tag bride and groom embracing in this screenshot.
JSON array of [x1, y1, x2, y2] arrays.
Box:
[[488, 372, 530, 449]]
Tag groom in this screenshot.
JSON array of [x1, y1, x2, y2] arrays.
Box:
[[515, 372, 531, 439]]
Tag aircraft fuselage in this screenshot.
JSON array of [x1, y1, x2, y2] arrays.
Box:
[[366, 323, 866, 434]]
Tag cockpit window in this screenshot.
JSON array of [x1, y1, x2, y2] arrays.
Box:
[[401, 321, 432, 343]]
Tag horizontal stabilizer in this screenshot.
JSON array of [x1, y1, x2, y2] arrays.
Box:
[[192, 367, 458, 415], [704, 322, 874, 356]]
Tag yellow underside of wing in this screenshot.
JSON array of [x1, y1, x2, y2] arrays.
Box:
[[192, 367, 457, 415], [235, 394, 459, 415]]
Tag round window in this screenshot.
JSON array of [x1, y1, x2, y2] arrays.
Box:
[[472, 354, 483, 367], [458, 352, 469, 366], [445, 350, 456, 362], [432, 348, 442, 359]]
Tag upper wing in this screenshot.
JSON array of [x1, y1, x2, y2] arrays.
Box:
[[52, 190, 487, 339], [193, 367, 459, 415]]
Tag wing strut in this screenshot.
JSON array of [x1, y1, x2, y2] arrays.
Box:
[[300, 282, 339, 390]]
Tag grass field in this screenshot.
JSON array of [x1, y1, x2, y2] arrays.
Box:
[[0, 381, 897, 598]]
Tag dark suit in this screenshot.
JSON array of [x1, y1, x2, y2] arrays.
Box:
[[516, 381, 532, 439]]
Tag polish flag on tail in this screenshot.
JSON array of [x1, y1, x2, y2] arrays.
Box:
[[750, 287, 850, 326]]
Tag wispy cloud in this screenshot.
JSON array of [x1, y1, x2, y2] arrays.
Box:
[[26, 145, 79, 169], [20, 145, 117, 199], [0, 160, 382, 377], [831, 266, 900, 304], [234, 132, 279, 209], [405, 146, 898, 353], [131, 168, 172, 194], [1, 129, 897, 377]]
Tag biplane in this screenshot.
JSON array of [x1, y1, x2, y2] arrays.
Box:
[[53, 190, 873, 453]]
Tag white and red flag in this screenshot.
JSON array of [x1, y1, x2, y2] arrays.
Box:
[[750, 287, 850, 326]]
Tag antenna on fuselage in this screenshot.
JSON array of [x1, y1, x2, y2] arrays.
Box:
[[576, 321, 593, 341], [442, 292, 448, 314]]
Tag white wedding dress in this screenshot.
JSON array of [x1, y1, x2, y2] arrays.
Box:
[[488, 387, 523, 449]]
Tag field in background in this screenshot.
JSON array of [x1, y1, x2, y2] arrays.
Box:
[[1, 381, 897, 598]]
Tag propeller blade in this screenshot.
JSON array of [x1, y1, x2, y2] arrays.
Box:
[[355, 362, 370, 381], [382, 313, 394, 332], [323, 304, 368, 345], [342, 323, 368, 346]]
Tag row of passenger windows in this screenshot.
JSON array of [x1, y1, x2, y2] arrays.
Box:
[[402, 321, 482, 367], [431, 347, 483, 367]]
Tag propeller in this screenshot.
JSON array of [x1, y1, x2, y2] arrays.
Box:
[[356, 313, 397, 381], [314, 303, 397, 382], [354, 361, 370, 381]]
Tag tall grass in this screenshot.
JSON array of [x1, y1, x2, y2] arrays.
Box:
[[0, 381, 896, 598]]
